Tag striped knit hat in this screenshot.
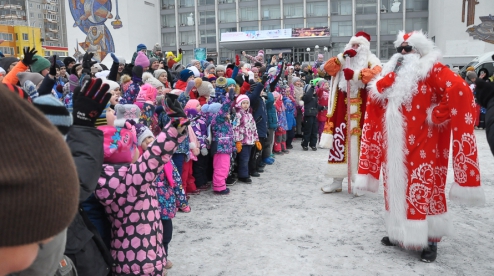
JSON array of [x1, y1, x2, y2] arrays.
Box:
[[32, 95, 73, 137], [3, 83, 31, 103], [95, 102, 111, 127]]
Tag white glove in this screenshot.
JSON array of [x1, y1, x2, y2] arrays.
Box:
[[201, 147, 208, 156]]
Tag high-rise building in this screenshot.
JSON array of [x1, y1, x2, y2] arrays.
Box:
[[160, 0, 431, 64], [26, 0, 67, 47], [0, 0, 68, 54]]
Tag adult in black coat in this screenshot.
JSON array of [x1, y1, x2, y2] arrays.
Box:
[[475, 79, 494, 155]]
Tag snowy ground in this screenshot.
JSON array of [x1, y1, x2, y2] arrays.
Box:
[[169, 130, 494, 276]]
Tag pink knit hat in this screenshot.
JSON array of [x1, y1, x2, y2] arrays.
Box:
[[185, 99, 200, 111], [318, 54, 324, 59], [235, 94, 249, 108], [135, 52, 150, 68], [139, 83, 157, 104], [251, 67, 259, 73], [257, 50, 264, 57]]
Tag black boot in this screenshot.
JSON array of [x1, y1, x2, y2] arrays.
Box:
[[381, 237, 396, 246], [420, 244, 437, 263]]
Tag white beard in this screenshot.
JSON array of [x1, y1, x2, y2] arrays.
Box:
[[338, 46, 371, 96], [382, 53, 422, 106]]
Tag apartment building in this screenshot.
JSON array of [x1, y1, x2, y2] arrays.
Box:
[[0, 0, 67, 53]]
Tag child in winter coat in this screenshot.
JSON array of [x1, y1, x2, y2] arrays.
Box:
[[233, 95, 261, 183], [283, 87, 297, 149], [210, 88, 235, 194], [94, 95, 189, 275], [182, 99, 202, 195], [188, 100, 210, 190], [273, 91, 289, 154], [316, 80, 330, 141], [135, 123, 189, 271]]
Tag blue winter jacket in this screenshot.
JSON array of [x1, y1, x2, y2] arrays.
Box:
[[265, 92, 277, 129], [247, 81, 268, 138], [283, 96, 296, 130]]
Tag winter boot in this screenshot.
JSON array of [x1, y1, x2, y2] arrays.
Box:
[[421, 244, 437, 263], [381, 237, 396, 246], [321, 178, 343, 193], [282, 142, 289, 153]]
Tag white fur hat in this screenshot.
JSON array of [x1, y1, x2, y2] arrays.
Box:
[[393, 30, 435, 56], [188, 66, 201, 77], [102, 79, 120, 92], [142, 72, 164, 89]]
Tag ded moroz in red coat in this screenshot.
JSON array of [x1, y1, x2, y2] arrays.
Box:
[[355, 30, 485, 250]]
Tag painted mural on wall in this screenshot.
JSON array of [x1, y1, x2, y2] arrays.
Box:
[[69, 0, 123, 61]]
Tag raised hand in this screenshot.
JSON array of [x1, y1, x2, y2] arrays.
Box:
[[72, 78, 112, 127], [22, 47, 38, 66], [49, 55, 57, 76], [82, 52, 97, 74], [343, 49, 357, 58]]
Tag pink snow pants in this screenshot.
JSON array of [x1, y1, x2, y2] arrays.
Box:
[[213, 153, 230, 191]]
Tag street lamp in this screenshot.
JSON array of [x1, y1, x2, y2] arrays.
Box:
[[314, 45, 320, 63], [306, 47, 310, 63], [323, 46, 329, 59]]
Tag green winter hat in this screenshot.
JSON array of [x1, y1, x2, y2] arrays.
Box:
[[30, 55, 51, 73]]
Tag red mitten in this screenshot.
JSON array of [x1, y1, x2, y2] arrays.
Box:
[[235, 54, 240, 66], [431, 95, 450, 124], [343, 68, 354, 81], [376, 72, 396, 93], [343, 49, 357, 58]]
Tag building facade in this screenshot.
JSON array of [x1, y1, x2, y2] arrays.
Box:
[[0, 24, 43, 57], [160, 0, 429, 63], [0, 0, 67, 54]]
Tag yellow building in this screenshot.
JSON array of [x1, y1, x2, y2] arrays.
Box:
[[0, 25, 44, 58]]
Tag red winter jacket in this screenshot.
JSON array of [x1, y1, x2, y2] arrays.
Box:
[[316, 87, 329, 122]]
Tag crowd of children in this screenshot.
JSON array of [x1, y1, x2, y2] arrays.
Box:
[[0, 45, 331, 276]]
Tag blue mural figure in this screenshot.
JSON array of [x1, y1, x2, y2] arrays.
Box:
[[69, 0, 116, 61]]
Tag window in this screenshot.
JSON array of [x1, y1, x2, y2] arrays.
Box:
[[38, 14, 42, 19], [179, 12, 195, 26], [162, 14, 176, 27], [180, 31, 195, 45], [219, 9, 236, 23], [162, 32, 176, 46], [381, 0, 402, 13], [307, 21, 327, 28], [0, 33, 13, 41], [261, 5, 281, 20], [161, 0, 174, 8], [241, 25, 257, 31], [405, 17, 428, 32], [285, 23, 304, 29], [0, 46, 14, 55], [284, 3, 303, 18], [37, 4, 41, 9], [240, 6, 258, 21], [331, 42, 348, 56], [356, 20, 377, 36], [356, 0, 377, 14], [262, 24, 281, 30], [199, 11, 215, 25], [179, 0, 194, 7], [29, 12, 33, 18], [331, 21, 352, 36], [199, 0, 215, 4], [380, 18, 402, 35], [331, 0, 352, 15], [200, 29, 216, 44], [380, 40, 395, 60], [22, 33, 28, 40], [406, 0, 428, 11], [29, 3, 32, 7], [220, 27, 237, 34], [307, 2, 328, 17]]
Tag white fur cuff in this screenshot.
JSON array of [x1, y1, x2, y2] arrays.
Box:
[[449, 182, 486, 206], [319, 133, 333, 149], [354, 174, 379, 193]]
